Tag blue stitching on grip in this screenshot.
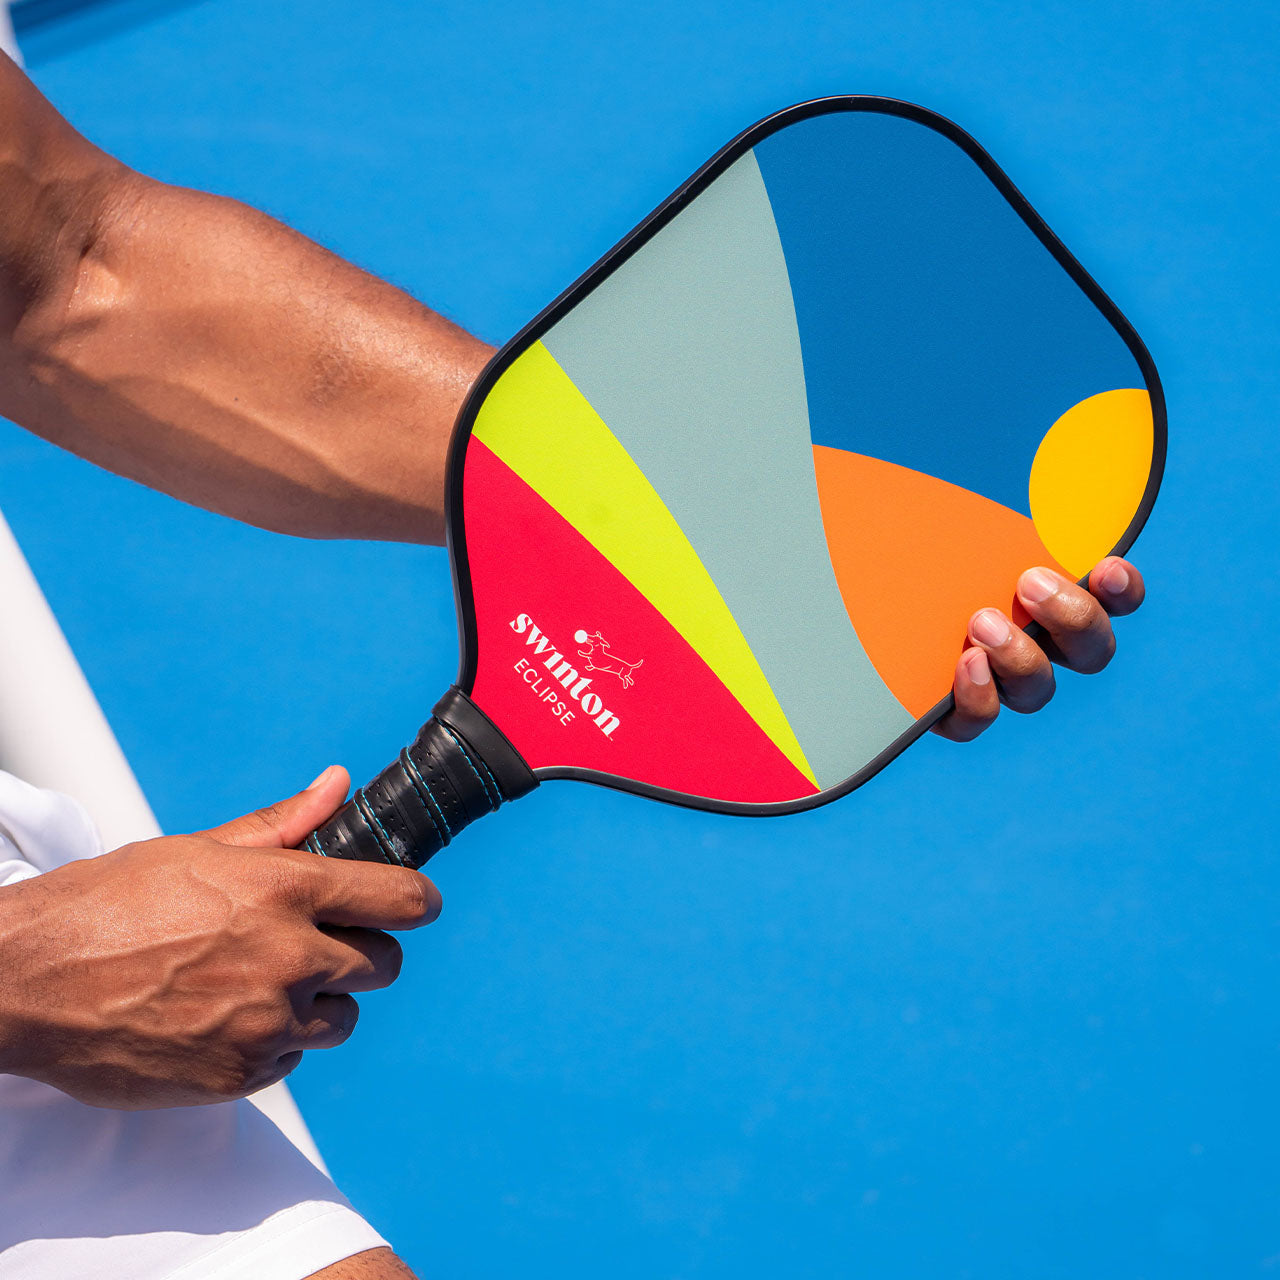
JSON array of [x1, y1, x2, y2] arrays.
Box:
[[398, 749, 447, 845], [306, 833, 327, 857], [440, 723, 501, 808], [476, 755, 504, 804], [352, 790, 396, 864], [358, 791, 400, 863], [401, 750, 452, 839]]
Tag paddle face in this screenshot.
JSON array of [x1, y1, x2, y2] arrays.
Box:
[[446, 96, 1165, 814]]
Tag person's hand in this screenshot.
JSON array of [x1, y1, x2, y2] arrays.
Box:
[[933, 556, 1146, 742], [0, 767, 440, 1109]]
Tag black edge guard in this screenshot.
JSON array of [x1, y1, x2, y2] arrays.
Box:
[[300, 688, 538, 869]]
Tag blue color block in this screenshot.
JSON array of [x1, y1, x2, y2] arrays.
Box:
[[755, 110, 1143, 513]]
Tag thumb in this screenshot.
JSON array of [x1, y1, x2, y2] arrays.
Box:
[[202, 765, 351, 849]]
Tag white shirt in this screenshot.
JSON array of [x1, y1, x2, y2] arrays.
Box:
[[0, 770, 390, 1279]]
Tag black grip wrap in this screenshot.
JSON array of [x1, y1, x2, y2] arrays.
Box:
[[301, 688, 537, 869]]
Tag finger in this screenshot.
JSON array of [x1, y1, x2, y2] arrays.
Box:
[[1016, 567, 1116, 675], [932, 648, 1000, 742], [968, 608, 1056, 713], [1088, 556, 1146, 617], [237, 1048, 306, 1098], [250, 1050, 304, 1094], [312, 926, 405, 994], [274, 1050, 304, 1080], [203, 766, 351, 848], [291, 854, 443, 931], [296, 993, 361, 1050]]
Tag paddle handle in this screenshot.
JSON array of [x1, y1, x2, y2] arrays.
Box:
[[300, 688, 537, 869]]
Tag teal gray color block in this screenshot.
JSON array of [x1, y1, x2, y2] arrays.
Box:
[[542, 151, 912, 787]]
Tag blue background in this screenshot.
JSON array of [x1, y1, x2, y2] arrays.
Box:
[[3, 0, 1277, 1274]]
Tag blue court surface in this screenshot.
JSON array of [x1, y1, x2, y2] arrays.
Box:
[[2, 1, 1277, 1274]]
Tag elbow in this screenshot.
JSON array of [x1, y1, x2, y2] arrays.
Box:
[[7, 159, 141, 365]]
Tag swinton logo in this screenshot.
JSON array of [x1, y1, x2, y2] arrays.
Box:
[[510, 613, 621, 737]]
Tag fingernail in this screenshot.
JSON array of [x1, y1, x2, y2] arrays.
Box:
[[970, 609, 1011, 648], [965, 648, 992, 686], [1020, 567, 1060, 605], [307, 766, 335, 791], [1100, 561, 1130, 595]]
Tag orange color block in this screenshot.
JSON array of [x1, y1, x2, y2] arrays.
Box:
[[812, 446, 1072, 719]]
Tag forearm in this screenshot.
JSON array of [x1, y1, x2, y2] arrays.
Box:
[[0, 62, 492, 544]]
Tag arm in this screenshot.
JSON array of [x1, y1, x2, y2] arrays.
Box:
[[0, 56, 1150, 738], [0, 56, 491, 545]]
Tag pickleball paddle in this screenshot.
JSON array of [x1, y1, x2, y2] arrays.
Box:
[[302, 95, 1165, 868]]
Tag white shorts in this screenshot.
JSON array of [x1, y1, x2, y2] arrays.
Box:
[[0, 771, 389, 1280]]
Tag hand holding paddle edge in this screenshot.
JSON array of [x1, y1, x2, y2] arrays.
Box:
[[935, 555, 1147, 742]]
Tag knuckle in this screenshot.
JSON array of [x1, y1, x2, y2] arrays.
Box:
[[297, 995, 359, 1046], [244, 855, 307, 907], [1003, 643, 1049, 680], [275, 936, 322, 984], [219, 1002, 299, 1095], [234, 1000, 293, 1052], [253, 802, 289, 834], [1056, 594, 1101, 634]]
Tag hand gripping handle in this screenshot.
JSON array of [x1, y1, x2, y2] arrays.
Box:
[[300, 688, 537, 869]]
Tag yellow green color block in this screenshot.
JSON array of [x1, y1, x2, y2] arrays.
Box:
[[472, 341, 816, 786]]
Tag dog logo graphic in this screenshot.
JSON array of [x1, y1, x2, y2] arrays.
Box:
[[573, 629, 644, 689]]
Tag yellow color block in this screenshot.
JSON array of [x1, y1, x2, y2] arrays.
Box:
[[1029, 389, 1154, 578], [473, 341, 814, 785]]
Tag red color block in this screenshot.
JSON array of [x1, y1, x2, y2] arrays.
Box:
[[463, 440, 817, 804]]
